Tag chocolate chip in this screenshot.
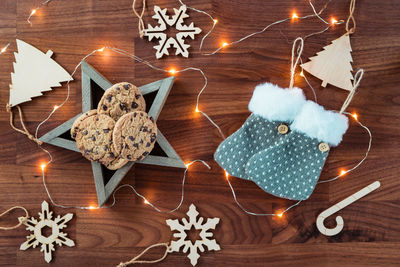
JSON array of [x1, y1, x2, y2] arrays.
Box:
[[116, 87, 121, 91], [135, 94, 141, 99], [133, 143, 139, 148], [123, 84, 130, 90], [125, 144, 129, 149], [142, 152, 149, 156], [119, 103, 126, 110], [72, 133, 76, 138], [127, 155, 132, 160], [131, 102, 139, 108], [102, 105, 108, 111], [146, 142, 151, 147], [133, 112, 137, 117], [109, 152, 115, 158], [83, 130, 88, 135], [149, 116, 154, 122], [103, 129, 110, 133], [140, 126, 147, 132], [96, 131, 100, 135], [137, 156, 143, 161], [92, 136, 96, 141], [96, 118, 99, 121], [104, 145, 108, 151], [129, 136, 134, 141], [106, 95, 112, 102]]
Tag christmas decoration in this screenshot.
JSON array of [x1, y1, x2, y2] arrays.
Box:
[[39, 61, 185, 207], [301, 34, 354, 91], [166, 204, 220, 266], [215, 82, 349, 200], [9, 39, 72, 107], [143, 5, 202, 59], [20, 201, 74, 263], [118, 204, 220, 266], [316, 181, 381, 236]]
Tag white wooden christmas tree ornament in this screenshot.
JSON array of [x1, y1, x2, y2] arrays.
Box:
[[20, 201, 75, 263], [143, 5, 202, 59], [301, 34, 354, 91], [166, 204, 220, 266], [9, 39, 73, 107]]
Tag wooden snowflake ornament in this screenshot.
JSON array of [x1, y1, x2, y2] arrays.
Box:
[[20, 201, 75, 263], [301, 34, 354, 91], [166, 204, 220, 266], [143, 5, 202, 59]]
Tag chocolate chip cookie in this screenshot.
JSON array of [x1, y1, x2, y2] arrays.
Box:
[[97, 82, 146, 121], [75, 114, 115, 161], [70, 109, 98, 139], [113, 111, 157, 161], [99, 142, 129, 170]]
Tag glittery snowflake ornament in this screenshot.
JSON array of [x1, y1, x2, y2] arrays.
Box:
[[20, 201, 74, 263], [166, 204, 220, 266], [143, 5, 202, 59]]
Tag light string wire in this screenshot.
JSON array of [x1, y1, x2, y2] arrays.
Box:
[[27, 0, 53, 25]]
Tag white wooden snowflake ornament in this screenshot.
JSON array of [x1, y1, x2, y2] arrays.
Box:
[[166, 204, 220, 266], [143, 5, 202, 59], [20, 201, 75, 263]]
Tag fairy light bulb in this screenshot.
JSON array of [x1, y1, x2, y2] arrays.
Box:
[[222, 42, 229, 48], [1, 46, 7, 54], [277, 212, 283, 218], [292, 12, 299, 19], [30, 9, 37, 16], [340, 169, 347, 176], [144, 199, 149, 205], [88, 206, 97, 210], [213, 19, 218, 24], [40, 163, 46, 171], [169, 68, 177, 75], [352, 113, 358, 121], [98, 47, 105, 52], [195, 106, 200, 113], [331, 18, 338, 24], [53, 105, 59, 110], [225, 171, 229, 179], [300, 70, 305, 77]]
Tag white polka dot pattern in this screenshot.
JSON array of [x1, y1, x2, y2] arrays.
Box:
[[245, 132, 329, 200], [214, 114, 288, 179]]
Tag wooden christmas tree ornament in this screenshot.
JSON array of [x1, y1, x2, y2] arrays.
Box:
[[301, 34, 354, 91], [39, 61, 185, 207], [9, 39, 72, 107]]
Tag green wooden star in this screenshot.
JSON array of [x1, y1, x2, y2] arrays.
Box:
[[39, 61, 185, 206]]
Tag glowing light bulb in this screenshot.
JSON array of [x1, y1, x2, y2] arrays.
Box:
[[292, 12, 299, 19], [53, 105, 59, 110], [40, 163, 46, 171], [277, 212, 283, 218], [340, 169, 347, 176], [169, 68, 177, 75], [30, 9, 37, 16], [185, 162, 191, 169], [352, 113, 358, 120], [1, 46, 7, 54], [195, 106, 200, 113], [331, 18, 338, 24], [213, 19, 218, 24], [88, 206, 96, 210], [225, 171, 229, 179], [222, 42, 229, 48], [144, 199, 149, 204], [300, 71, 304, 77], [98, 47, 105, 52]]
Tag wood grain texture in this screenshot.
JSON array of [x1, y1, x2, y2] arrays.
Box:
[[0, 0, 399, 266]]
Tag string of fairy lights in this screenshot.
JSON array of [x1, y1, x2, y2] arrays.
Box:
[[1, 0, 372, 218]]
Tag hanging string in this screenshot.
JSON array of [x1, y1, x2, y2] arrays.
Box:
[[6, 104, 43, 145], [340, 69, 364, 114], [117, 243, 170, 266], [289, 37, 304, 89], [132, 0, 146, 38], [0, 206, 29, 230], [27, 0, 53, 25], [345, 0, 357, 35]]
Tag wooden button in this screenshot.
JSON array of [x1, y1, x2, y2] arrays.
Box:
[[277, 124, 289, 135], [318, 142, 330, 152]]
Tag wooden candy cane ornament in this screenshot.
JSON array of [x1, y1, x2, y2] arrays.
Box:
[[316, 181, 381, 236]]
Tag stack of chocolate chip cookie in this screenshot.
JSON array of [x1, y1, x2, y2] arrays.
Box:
[[71, 82, 157, 170]]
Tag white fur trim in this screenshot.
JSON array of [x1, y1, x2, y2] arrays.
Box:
[[248, 82, 306, 122], [291, 101, 349, 147]]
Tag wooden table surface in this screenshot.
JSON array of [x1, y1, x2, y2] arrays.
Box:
[[0, 0, 399, 266]]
